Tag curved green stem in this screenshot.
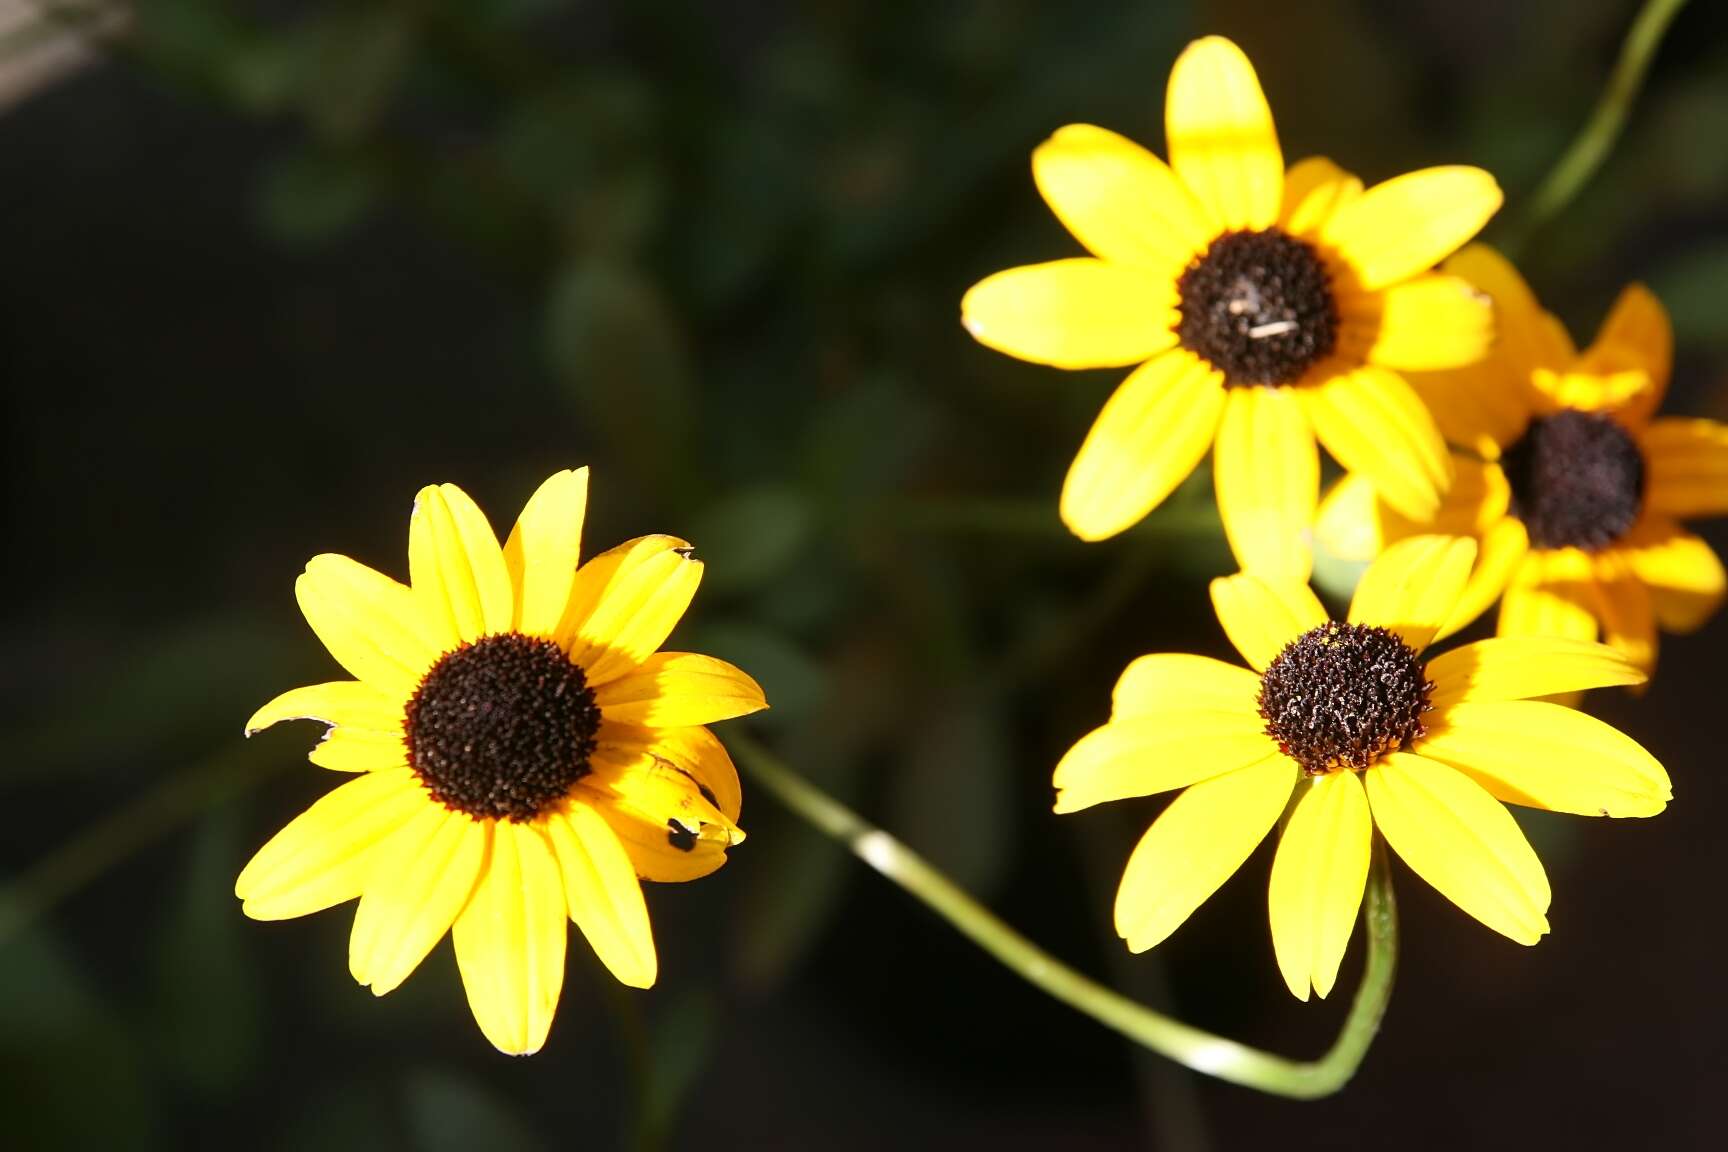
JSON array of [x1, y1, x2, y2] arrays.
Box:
[[1503, 0, 1689, 254], [727, 731, 1396, 1099]]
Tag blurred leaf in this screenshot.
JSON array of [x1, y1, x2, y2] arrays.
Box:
[[690, 485, 816, 598], [277, 1079, 400, 1152], [151, 805, 260, 1093], [886, 693, 1014, 896], [258, 149, 380, 248], [403, 1068, 545, 1152], [546, 258, 696, 507], [299, 6, 415, 145], [0, 902, 154, 1149], [638, 986, 718, 1148], [1651, 241, 1728, 349], [801, 377, 937, 511], [132, 0, 249, 79]]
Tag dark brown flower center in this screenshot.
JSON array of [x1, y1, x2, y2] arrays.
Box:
[[1257, 622, 1432, 775], [403, 632, 600, 822], [1176, 228, 1338, 386], [1501, 408, 1645, 551]]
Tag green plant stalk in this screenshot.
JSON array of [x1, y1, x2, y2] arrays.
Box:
[[728, 731, 1397, 1099], [1505, 0, 1689, 253]]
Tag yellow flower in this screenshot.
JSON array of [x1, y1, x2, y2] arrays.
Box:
[[1318, 245, 1728, 674], [237, 468, 766, 1054], [1055, 536, 1668, 1000], [960, 35, 1501, 581]]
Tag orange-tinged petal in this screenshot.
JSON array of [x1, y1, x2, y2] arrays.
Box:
[[503, 468, 590, 638], [1592, 283, 1671, 427], [1498, 549, 1598, 643], [1304, 364, 1452, 522], [348, 803, 485, 995], [1269, 770, 1370, 1001], [961, 259, 1179, 369], [1213, 384, 1317, 583], [1111, 653, 1261, 718], [409, 483, 514, 645], [1366, 752, 1550, 944], [1643, 418, 1728, 518], [1032, 124, 1210, 271], [1623, 518, 1727, 633], [1052, 713, 1280, 814], [1113, 755, 1294, 952], [1322, 167, 1501, 292], [1426, 636, 1645, 708], [1442, 244, 1571, 378], [1165, 36, 1282, 231], [1346, 534, 1476, 653], [592, 652, 767, 728], [1060, 350, 1226, 541], [451, 821, 568, 1055], [1419, 700, 1669, 817], [1436, 515, 1527, 641], [1591, 551, 1657, 673], [1209, 570, 1328, 671], [295, 555, 442, 695], [1407, 358, 1533, 459], [558, 535, 703, 685], [545, 802, 657, 988]]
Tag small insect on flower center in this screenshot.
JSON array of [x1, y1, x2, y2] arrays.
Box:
[[1175, 228, 1338, 387], [1501, 408, 1646, 551], [403, 632, 601, 822], [1257, 622, 1433, 776]]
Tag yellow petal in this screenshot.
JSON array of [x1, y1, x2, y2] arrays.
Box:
[[1436, 515, 1527, 641], [1426, 636, 1645, 708], [1498, 549, 1598, 642], [1165, 36, 1282, 231], [1318, 456, 1508, 570], [1031, 124, 1209, 271], [235, 768, 424, 920], [559, 535, 703, 685], [545, 802, 657, 988], [1623, 518, 1727, 633], [1592, 283, 1671, 427], [451, 821, 568, 1055], [1322, 167, 1502, 292], [1213, 384, 1317, 583], [295, 555, 442, 695], [584, 743, 742, 883], [1209, 570, 1328, 671], [1268, 770, 1370, 1001], [596, 722, 743, 821], [307, 727, 408, 773], [1442, 244, 1571, 377], [1531, 363, 1650, 414], [348, 803, 485, 995], [1313, 471, 1393, 561], [1280, 156, 1362, 239], [1111, 653, 1261, 718], [1419, 700, 1670, 817], [1591, 551, 1656, 674], [1060, 350, 1226, 541], [1052, 713, 1280, 814], [1346, 534, 1476, 652], [409, 484, 514, 645], [1304, 364, 1452, 521], [503, 468, 590, 638], [1352, 274, 1493, 371], [245, 680, 402, 736], [1406, 359, 1534, 459], [1366, 752, 1550, 945], [1114, 755, 1294, 952], [1643, 418, 1728, 518], [960, 259, 1179, 369], [592, 652, 767, 728]]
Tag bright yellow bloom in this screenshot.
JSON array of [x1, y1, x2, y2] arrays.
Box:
[[961, 35, 1502, 581], [1055, 536, 1668, 1000], [237, 468, 765, 1054], [1318, 245, 1728, 674]]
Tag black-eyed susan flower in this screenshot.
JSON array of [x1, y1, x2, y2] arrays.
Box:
[[1318, 245, 1728, 674], [961, 35, 1501, 582], [237, 468, 765, 1054], [1054, 536, 1668, 1000]]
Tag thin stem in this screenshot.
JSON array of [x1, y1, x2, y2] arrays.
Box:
[[1503, 0, 1689, 254], [727, 731, 1396, 1100]]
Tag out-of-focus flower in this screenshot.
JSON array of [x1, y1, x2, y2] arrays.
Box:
[[1055, 536, 1668, 1000], [1319, 246, 1728, 675], [962, 35, 1500, 581], [238, 468, 765, 1054]]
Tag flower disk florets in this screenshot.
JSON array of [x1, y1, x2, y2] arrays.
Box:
[[404, 632, 600, 822], [1501, 408, 1646, 551], [1257, 621, 1433, 776], [1176, 228, 1338, 387]]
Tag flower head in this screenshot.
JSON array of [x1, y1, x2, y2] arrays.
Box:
[[237, 468, 766, 1054], [1055, 536, 1668, 1001], [961, 36, 1502, 581], [1318, 245, 1728, 673]]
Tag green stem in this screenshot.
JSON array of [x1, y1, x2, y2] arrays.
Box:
[[1503, 0, 1689, 254], [727, 731, 1397, 1100]]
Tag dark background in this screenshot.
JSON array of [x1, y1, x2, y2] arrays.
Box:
[[4, 1, 1727, 1148]]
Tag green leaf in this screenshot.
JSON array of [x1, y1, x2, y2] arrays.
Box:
[[1651, 241, 1728, 349], [801, 377, 936, 511], [299, 6, 415, 145], [403, 1068, 545, 1152], [689, 486, 816, 598], [258, 150, 379, 248]]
